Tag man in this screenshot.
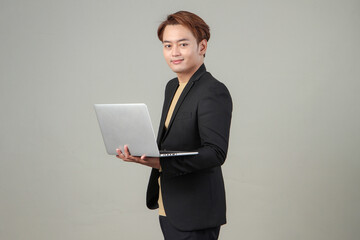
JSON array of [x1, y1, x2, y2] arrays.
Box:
[[116, 11, 232, 239]]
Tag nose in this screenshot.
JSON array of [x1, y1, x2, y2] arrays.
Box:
[[171, 45, 180, 57]]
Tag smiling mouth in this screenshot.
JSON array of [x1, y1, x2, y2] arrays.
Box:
[[171, 59, 184, 64]]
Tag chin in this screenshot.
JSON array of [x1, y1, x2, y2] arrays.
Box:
[[170, 66, 185, 73]]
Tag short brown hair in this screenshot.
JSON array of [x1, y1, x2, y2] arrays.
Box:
[[157, 11, 210, 43]]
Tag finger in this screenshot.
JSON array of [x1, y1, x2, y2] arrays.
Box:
[[116, 148, 122, 155], [116, 148, 125, 159], [124, 145, 131, 158], [141, 154, 147, 160], [116, 149, 121, 158]]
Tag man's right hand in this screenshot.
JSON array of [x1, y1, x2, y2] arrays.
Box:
[[116, 145, 160, 169]]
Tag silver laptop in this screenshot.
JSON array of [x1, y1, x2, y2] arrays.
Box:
[[94, 103, 198, 157]]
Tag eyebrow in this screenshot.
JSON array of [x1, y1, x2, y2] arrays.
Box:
[[162, 38, 190, 43]]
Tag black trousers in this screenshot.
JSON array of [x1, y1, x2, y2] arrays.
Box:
[[159, 216, 221, 240]]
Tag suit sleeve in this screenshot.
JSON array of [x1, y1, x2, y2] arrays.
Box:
[[160, 81, 233, 177]]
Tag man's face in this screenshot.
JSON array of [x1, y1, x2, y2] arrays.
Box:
[[162, 24, 207, 79]]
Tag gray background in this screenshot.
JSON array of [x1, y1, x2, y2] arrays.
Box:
[[1, 0, 359, 239]]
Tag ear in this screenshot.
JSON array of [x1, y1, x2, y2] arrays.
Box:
[[198, 39, 207, 56]]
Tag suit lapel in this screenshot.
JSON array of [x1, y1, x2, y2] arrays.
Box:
[[164, 81, 194, 134], [161, 64, 208, 142], [157, 80, 178, 145]]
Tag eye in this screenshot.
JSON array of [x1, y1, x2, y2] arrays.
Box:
[[180, 43, 188, 47], [164, 44, 171, 49]]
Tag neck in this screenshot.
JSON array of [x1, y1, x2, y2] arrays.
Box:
[[177, 73, 191, 84], [176, 62, 203, 83]]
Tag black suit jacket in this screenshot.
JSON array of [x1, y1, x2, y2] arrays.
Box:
[[146, 64, 232, 231]]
